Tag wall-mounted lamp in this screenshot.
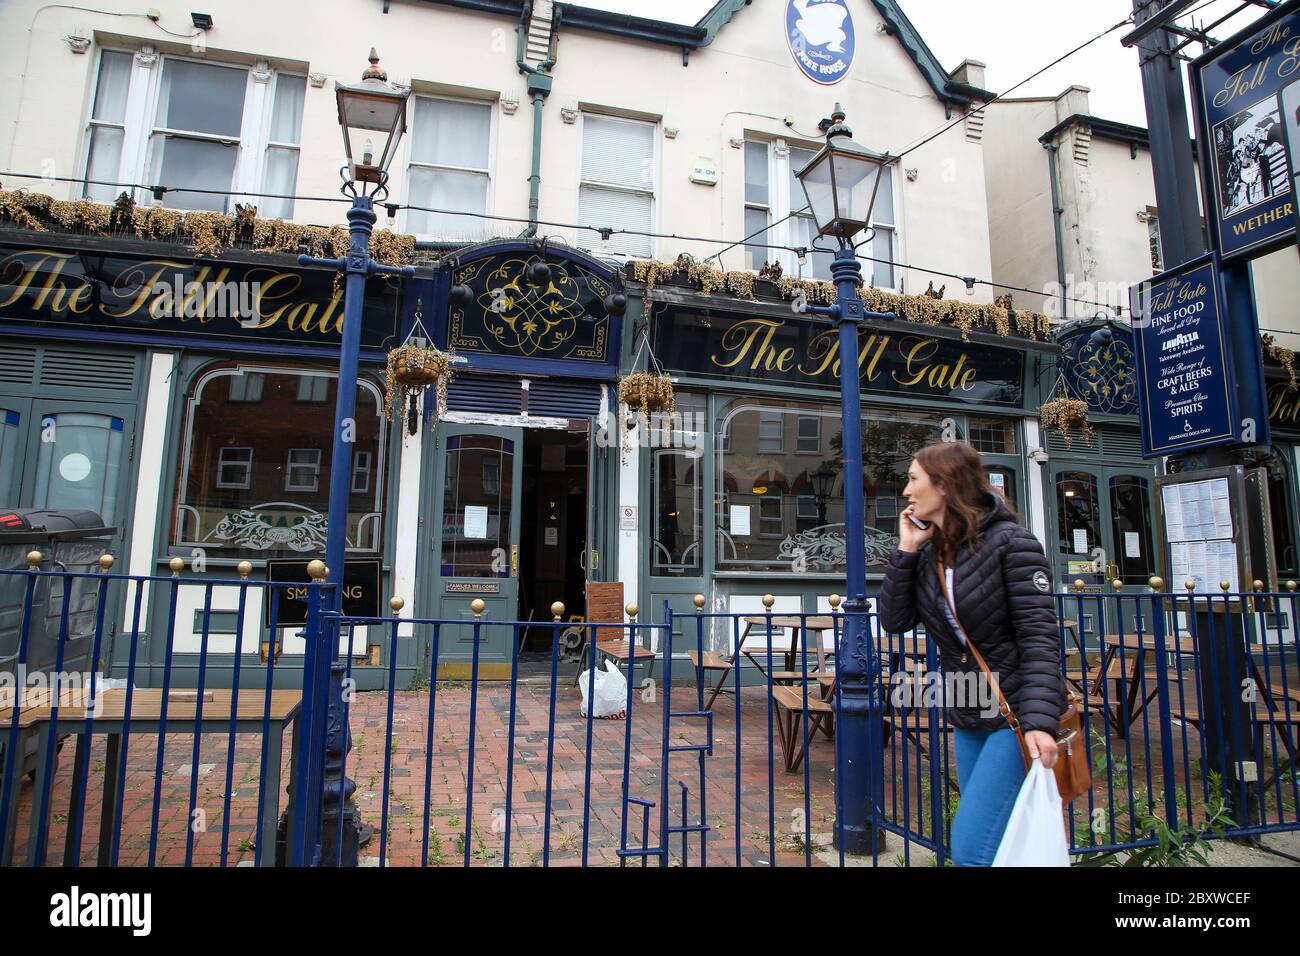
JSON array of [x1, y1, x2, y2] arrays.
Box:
[[191, 12, 214, 29]]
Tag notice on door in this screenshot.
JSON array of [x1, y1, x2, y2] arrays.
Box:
[[1072, 529, 1088, 554], [1124, 531, 1140, 559], [464, 505, 489, 540], [730, 505, 751, 537], [544, 526, 558, 547]]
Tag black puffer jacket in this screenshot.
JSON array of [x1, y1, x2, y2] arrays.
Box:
[[879, 494, 1066, 735]]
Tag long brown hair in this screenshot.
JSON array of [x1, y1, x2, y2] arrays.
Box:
[[913, 441, 1014, 564]]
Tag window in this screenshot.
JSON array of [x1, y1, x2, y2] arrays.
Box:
[[759, 495, 784, 536], [82, 49, 305, 214], [228, 372, 264, 402], [650, 449, 702, 575], [744, 141, 772, 271], [967, 416, 1017, 455], [296, 375, 328, 403], [579, 114, 656, 258], [405, 96, 492, 240], [717, 400, 942, 572], [83, 51, 132, 204], [261, 74, 307, 220], [758, 411, 783, 452], [174, 365, 386, 556], [285, 448, 321, 492], [148, 59, 248, 211], [744, 140, 900, 288], [216, 447, 252, 490], [351, 451, 372, 494], [795, 415, 820, 453]]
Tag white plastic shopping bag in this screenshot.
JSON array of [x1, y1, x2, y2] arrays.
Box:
[[578, 659, 628, 719], [991, 761, 1070, 867]]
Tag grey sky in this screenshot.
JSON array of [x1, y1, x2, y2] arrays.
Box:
[[580, 0, 1269, 127]]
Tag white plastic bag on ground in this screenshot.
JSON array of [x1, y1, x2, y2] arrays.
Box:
[[992, 760, 1070, 867], [578, 659, 628, 719]]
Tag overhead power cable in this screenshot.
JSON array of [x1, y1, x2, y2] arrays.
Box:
[[0, 168, 1129, 316]]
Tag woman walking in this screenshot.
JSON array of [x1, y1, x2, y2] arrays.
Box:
[[880, 441, 1066, 866]]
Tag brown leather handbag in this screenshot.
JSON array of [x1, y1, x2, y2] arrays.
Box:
[[936, 561, 1092, 803]]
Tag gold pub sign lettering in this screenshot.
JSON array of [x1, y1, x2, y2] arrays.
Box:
[[709, 317, 980, 393]]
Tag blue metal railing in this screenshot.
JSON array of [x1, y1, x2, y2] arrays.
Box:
[[3, 563, 1299, 867]]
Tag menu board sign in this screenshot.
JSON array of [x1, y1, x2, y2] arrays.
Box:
[[1161, 478, 1240, 595]]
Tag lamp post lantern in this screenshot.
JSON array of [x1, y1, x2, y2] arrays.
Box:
[[811, 461, 838, 526], [295, 49, 414, 866], [794, 104, 895, 855]]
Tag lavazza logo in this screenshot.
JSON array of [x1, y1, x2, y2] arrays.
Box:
[[50, 886, 151, 936]]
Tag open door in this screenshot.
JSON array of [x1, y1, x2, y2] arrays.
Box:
[[431, 425, 523, 670]]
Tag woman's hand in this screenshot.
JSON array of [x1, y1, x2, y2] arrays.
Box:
[[1024, 730, 1059, 769], [898, 507, 935, 553]]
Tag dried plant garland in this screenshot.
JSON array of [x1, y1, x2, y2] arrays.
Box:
[[0, 189, 416, 267], [1262, 333, 1297, 390], [385, 344, 453, 423], [630, 256, 1053, 342]]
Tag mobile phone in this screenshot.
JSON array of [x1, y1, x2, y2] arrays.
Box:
[[906, 513, 931, 531]]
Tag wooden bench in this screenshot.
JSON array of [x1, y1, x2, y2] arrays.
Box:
[[771, 684, 835, 773]]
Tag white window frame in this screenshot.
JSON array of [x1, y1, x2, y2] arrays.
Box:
[[80, 46, 305, 215], [758, 410, 783, 453], [795, 415, 820, 453], [255, 71, 308, 220], [742, 138, 901, 291], [400, 92, 497, 242], [577, 111, 659, 259], [743, 140, 774, 272], [352, 450, 373, 494], [216, 446, 253, 490], [285, 448, 321, 493], [795, 495, 818, 521], [758, 493, 784, 537]]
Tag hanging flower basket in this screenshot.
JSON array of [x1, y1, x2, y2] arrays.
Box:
[[385, 344, 453, 423], [1039, 396, 1093, 446], [618, 371, 676, 420]]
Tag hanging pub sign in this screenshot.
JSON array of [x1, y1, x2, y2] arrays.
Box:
[[264, 558, 382, 627], [1130, 253, 1243, 458], [0, 238, 402, 351], [653, 305, 1025, 406], [1192, 1, 1300, 260], [437, 248, 619, 374], [786, 0, 855, 86], [1056, 324, 1139, 416]]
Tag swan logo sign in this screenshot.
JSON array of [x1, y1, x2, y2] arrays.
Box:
[[786, 0, 855, 85]]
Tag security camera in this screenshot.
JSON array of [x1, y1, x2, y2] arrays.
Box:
[[1027, 447, 1049, 465]]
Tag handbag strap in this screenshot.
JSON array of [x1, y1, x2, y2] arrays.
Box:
[[935, 558, 1025, 743]]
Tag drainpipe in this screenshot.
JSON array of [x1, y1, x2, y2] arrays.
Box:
[[1044, 141, 1068, 322], [516, 1, 558, 238]]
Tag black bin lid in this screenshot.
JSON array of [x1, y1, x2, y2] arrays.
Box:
[[0, 508, 115, 541]]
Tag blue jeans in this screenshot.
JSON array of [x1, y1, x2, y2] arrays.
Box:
[[950, 727, 1026, 866]]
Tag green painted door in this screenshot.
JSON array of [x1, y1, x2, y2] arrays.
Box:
[[1049, 463, 1156, 642], [430, 424, 524, 671]]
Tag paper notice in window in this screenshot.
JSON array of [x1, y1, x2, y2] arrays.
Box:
[[1072, 529, 1088, 554], [464, 505, 488, 540], [730, 505, 751, 537], [1124, 532, 1140, 559]]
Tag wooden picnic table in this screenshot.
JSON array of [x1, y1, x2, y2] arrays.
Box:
[[1, 687, 302, 867], [738, 615, 837, 678]]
